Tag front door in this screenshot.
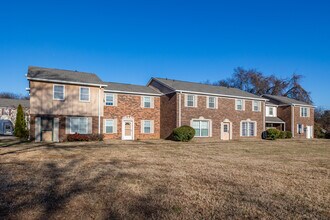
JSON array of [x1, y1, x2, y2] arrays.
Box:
[[222, 122, 230, 140], [122, 120, 134, 140], [41, 117, 53, 142], [306, 126, 312, 139]]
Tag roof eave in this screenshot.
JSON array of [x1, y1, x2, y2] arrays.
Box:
[[104, 89, 161, 96], [27, 77, 108, 87]]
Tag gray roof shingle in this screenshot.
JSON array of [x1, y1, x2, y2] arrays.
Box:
[[0, 98, 30, 108], [104, 82, 162, 95], [152, 77, 265, 99], [262, 94, 312, 106], [27, 66, 105, 86], [265, 116, 285, 123]]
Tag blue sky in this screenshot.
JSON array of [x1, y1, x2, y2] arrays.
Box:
[[0, 0, 329, 108]]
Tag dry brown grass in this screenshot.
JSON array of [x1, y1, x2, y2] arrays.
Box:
[[0, 138, 329, 219]]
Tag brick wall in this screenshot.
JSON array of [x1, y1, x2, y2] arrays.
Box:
[[103, 94, 160, 140], [178, 94, 265, 140], [293, 106, 314, 138], [160, 93, 177, 139], [277, 106, 292, 131]]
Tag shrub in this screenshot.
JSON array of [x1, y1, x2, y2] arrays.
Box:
[[325, 132, 330, 139], [14, 104, 29, 139], [278, 131, 286, 139], [266, 128, 281, 140], [173, 125, 195, 142], [67, 133, 104, 142], [285, 131, 292, 139]]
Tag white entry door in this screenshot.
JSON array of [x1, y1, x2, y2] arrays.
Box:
[[122, 120, 134, 140], [306, 126, 312, 139], [222, 122, 230, 140]]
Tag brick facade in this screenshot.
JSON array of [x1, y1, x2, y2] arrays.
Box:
[[160, 93, 177, 139], [178, 94, 264, 140], [103, 93, 160, 140]]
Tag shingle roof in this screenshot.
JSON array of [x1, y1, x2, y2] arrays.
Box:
[[262, 94, 312, 106], [152, 77, 265, 99], [104, 82, 162, 95], [0, 98, 30, 108], [265, 117, 285, 123], [27, 66, 106, 86]]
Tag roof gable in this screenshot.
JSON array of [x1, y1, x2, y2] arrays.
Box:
[[262, 94, 312, 106], [104, 82, 161, 95]]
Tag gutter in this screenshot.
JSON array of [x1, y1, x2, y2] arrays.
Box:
[[98, 86, 101, 134], [104, 89, 162, 96], [27, 77, 108, 87]]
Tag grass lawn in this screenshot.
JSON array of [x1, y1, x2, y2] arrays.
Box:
[[0, 138, 329, 219]]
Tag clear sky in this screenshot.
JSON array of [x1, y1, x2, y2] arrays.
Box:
[[0, 0, 329, 108]]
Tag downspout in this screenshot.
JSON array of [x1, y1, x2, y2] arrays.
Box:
[[98, 86, 101, 134], [178, 91, 182, 127], [291, 105, 294, 138], [263, 101, 266, 131]]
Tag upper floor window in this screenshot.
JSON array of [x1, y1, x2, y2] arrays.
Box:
[[79, 87, 90, 102], [253, 101, 261, 112], [241, 121, 256, 137], [235, 99, 244, 111], [186, 94, 197, 107], [207, 96, 217, 109], [268, 107, 274, 116], [142, 96, 154, 108], [300, 107, 309, 117], [53, 85, 65, 100], [105, 94, 116, 106]]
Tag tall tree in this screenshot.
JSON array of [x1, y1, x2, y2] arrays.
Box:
[[214, 67, 312, 104], [14, 104, 28, 139]]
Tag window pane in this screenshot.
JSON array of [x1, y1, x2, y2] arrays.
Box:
[[249, 122, 255, 136], [236, 100, 242, 110], [54, 85, 64, 99], [200, 121, 209, 137], [144, 121, 151, 133], [242, 122, 247, 136], [106, 94, 114, 106], [144, 97, 151, 108], [209, 97, 215, 108], [187, 95, 194, 107], [80, 88, 89, 101], [254, 101, 259, 111]]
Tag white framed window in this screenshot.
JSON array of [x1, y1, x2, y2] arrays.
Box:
[[105, 94, 117, 106], [268, 107, 274, 116], [207, 96, 217, 109], [253, 101, 261, 112], [142, 96, 154, 108], [141, 120, 154, 134], [300, 107, 309, 117], [241, 120, 256, 137], [186, 94, 197, 107], [297, 124, 304, 134], [192, 120, 210, 137], [235, 99, 244, 111], [70, 117, 88, 134], [79, 87, 90, 102], [53, 85, 65, 100], [104, 119, 117, 134]]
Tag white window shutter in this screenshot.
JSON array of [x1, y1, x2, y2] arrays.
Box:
[[243, 100, 245, 111], [141, 96, 144, 108], [88, 117, 93, 134], [302, 124, 304, 133], [66, 117, 71, 134], [53, 118, 59, 142], [151, 97, 154, 108], [307, 108, 310, 117], [141, 120, 144, 133], [113, 119, 117, 133], [206, 96, 209, 108], [194, 95, 198, 107], [215, 97, 218, 109], [114, 94, 118, 106], [184, 94, 188, 107], [35, 117, 41, 142], [103, 119, 106, 133], [151, 120, 154, 133]]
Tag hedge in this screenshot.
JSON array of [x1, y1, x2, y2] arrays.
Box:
[[67, 133, 104, 142], [173, 125, 195, 142]]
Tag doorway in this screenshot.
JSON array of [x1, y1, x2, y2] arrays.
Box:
[[221, 119, 232, 140], [122, 118, 134, 140]]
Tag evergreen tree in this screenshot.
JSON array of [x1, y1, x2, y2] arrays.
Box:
[[14, 104, 28, 138]]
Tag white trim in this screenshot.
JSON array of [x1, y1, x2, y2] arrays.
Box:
[[207, 96, 217, 109], [178, 92, 182, 127], [53, 84, 65, 100], [220, 119, 232, 140], [69, 117, 89, 134], [291, 106, 295, 137], [300, 107, 310, 117], [252, 100, 261, 112], [105, 93, 117, 106], [28, 77, 107, 87], [240, 119, 257, 137], [235, 99, 245, 111], [141, 120, 154, 134], [104, 119, 117, 134], [185, 94, 197, 107], [190, 117, 212, 137], [141, 96, 154, 108], [122, 116, 134, 140], [79, 87, 90, 102], [104, 89, 161, 96]]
